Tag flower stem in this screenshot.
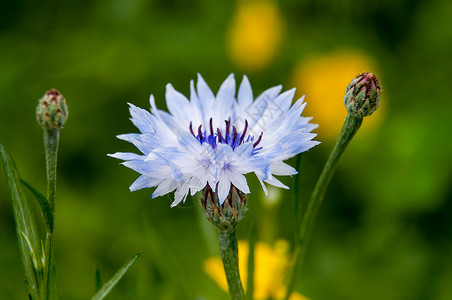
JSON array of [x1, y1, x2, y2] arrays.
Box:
[[43, 128, 59, 300], [219, 226, 245, 300], [284, 114, 363, 300], [44, 128, 59, 217]]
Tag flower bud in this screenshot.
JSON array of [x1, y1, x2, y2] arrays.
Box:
[[201, 185, 247, 229], [36, 89, 68, 130], [343, 72, 381, 117]]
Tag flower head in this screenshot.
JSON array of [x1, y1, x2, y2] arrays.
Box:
[[344, 72, 381, 117], [110, 74, 319, 207], [36, 89, 68, 130]]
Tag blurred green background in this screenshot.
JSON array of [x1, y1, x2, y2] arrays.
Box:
[[1, 0, 451, 299]]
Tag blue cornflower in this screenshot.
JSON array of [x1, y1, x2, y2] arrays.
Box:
[[109, 74, 319, 207]]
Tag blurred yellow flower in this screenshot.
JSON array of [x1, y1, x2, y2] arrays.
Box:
[[291, 50, 384, 141], [204, 240, 309, 300], [262, 185, 283, 207], [227, 0, 284, 71]]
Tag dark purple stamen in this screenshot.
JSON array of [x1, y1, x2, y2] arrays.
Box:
[[232, 126, 238, 145], [189, 122, 195, 136], [198, 125, 203, 140], [253, 132, 263, 147], [189, 118, 262, 155], [209, 118, 214, 136], [239, 120, 248, 144], [217, 128, 223, 143], [225, 118, 231, 135]]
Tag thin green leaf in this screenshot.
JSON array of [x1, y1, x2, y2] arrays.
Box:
[[22, 180, 54, 232], [95, 264, 102, 292], [0, 142, 41, 299], [245, 223, 256, 300], [91, 250, 142, 300], [293, 154, 302, 234]]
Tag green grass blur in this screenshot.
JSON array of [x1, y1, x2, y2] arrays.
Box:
[[1, 0, 451, 299]]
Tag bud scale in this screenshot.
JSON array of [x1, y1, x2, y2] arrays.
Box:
[[36, 89, 68, 130], [343, 72, 381, 117], [201, 185, 247, 229]]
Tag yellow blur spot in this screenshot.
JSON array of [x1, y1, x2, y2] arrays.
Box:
[[262, 186, 282, 207], [227, 0, 284, 71], [291, 50, 384, 141], [204, 240, 309, 300]]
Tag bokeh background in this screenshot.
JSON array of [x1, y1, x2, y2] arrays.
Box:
[[1, 0, 452, 299]]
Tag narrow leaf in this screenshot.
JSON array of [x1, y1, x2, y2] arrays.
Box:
[[0, 142, 41, 298], [22, 180, 54, 232], [95, 264, 102, 292], [245, 223, 256, 300], [91, 250, 142, 300], [293, 154, 302, 234]]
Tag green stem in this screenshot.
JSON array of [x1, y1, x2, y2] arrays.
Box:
[[43, 231, 55, 300], [43, 128, 59, 300], [219, 226, 245, 300], [44, 129, 59, 218], [284, 114, 363, 300]]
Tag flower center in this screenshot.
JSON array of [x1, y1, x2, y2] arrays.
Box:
[[189, 117, 263, 154]]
